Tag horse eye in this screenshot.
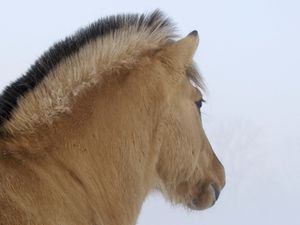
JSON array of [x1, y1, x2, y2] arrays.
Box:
[[195, 99, 204, 109]]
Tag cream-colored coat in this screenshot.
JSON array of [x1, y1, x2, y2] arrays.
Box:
[[0, 13, 225, 225]]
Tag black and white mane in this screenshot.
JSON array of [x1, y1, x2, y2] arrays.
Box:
[[0, 10, 174, 135]]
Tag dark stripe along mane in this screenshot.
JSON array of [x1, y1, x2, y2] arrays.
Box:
[[0, 10, 172, 130]]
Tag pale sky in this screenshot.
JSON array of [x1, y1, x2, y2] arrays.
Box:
[[0, 0, 299, 224]]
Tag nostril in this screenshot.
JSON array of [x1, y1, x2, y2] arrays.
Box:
[[211, 183, 220, 201]]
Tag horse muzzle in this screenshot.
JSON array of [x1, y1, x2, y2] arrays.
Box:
[[188, 182, 223, 210]]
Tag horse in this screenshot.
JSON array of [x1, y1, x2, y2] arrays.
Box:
[[0, 10, 225, 225]]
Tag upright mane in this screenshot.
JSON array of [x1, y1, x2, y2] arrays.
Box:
[[0, 10, 175, 136]]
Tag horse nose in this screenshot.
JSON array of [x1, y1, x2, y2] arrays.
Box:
[[210, 183, 220, 201]]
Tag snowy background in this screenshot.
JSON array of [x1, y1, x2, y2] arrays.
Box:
[[1, 0, 299, 224]]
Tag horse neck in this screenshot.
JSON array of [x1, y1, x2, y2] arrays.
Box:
[[46, 78, 161, 225]]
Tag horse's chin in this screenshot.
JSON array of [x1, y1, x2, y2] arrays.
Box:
[[163, 179, 222, 211], [185, 183, 220, 211], [186, 197, 215, 211]]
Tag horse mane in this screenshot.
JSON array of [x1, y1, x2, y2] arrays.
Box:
[[0, 10, 176, 136]]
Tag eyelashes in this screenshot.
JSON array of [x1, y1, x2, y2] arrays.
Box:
[[195, 99, 205, 109]]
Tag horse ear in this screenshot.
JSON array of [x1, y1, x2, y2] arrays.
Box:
[[162, 30, 199, 66]]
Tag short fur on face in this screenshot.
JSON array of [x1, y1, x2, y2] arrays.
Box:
[[142, 33, 225, 210], [0, 11, 225, 225]]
